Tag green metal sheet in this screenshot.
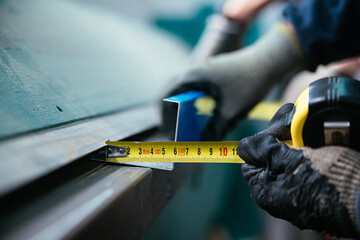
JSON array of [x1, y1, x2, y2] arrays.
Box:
[[0, 0, 189, 139]]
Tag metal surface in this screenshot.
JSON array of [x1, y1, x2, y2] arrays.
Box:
[[0, 157, 196, 240], [0, 100, 282, 240], [0, 0, 188, 139], [164, 91, 211, 141], [106, 146, 127, 158], [0, 91, 216, 239], [0, 104, 160, 198], [324, 121, 350, 146], [0, 1, 232, 239], [117, 91, 214, 170]]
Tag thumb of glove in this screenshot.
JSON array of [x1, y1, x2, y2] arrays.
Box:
[[264, 102, 293, 140]]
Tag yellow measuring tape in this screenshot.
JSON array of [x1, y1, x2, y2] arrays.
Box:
[[103, 102, 284, 164], [105, 141, 244, 163]]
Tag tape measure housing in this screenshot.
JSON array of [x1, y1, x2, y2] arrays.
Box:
[[291, 77, 360, 151]]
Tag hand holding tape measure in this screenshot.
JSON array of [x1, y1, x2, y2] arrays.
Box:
[[103, 77, 360, 237], [237, 77, 360, 239], [105, 77, 360, 164]]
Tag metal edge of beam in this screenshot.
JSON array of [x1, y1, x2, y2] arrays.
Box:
[[70, 164, 195, 240], [0, 103, 161, 198], [0, 165, 151, 240], [0, 163, 195, 240]]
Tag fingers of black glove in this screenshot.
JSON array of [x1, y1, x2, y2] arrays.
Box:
[[237, 133, 277, 167], [241, 163, 263, 183], [240, 136, 360, 237], [265, 103, 294, 140], [237, 103, 294, 166], [241, 151, 316, 228], [243, 156, 356, 238], [241, 160, 295, 219], [238, 133, 305, 173]]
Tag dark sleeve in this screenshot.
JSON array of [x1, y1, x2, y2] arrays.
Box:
[[284, 0, 360, 71]]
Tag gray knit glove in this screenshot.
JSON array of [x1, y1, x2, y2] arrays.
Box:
[[171, 23, 306, 129], [190, 14, 242, 61], [238, 103, 360, 238]]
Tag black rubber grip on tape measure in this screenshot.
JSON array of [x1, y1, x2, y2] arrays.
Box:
[[303, 77, 360, 151]]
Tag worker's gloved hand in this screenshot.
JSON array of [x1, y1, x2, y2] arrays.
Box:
[[166, 23, 306, 134], [238, 103, 360, 238]]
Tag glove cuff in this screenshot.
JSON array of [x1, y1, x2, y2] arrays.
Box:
[[335, 149, 360, 237], [356, 190, 360, 233], [303, 147, 360, 237]]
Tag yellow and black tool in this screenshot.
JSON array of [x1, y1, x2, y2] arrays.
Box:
[[103, 77, 360, 164], [288, 77, 360, 151]]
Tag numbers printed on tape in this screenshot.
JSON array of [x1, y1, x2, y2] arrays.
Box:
[[105, 141, 244, 163]]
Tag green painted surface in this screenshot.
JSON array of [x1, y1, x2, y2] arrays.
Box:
[[0, 0, 189, 139], [155, 6, 215, 47]]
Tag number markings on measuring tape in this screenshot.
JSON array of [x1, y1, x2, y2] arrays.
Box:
[[105, 141, 244, 163]]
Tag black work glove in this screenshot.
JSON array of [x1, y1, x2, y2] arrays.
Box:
[[237, 103, 360, 238]]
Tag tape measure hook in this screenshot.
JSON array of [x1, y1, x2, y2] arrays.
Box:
[[106, 145, 127, 158]]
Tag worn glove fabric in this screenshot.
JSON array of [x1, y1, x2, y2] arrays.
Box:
[[171, 23, 306, 130], [190, 14, 242, 61], [237, 103, 360, 238]]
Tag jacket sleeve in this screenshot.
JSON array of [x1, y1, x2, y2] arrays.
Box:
[[284, 0, 360, 71]]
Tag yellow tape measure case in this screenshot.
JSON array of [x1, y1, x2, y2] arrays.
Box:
[[289, 77, 360, 151]]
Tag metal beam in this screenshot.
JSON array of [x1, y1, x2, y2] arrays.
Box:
[[0, 158, 196, 239], [0, 104, 160, 198]]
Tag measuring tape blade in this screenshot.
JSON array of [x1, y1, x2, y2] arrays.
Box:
[[105, 141, 244, 163]]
